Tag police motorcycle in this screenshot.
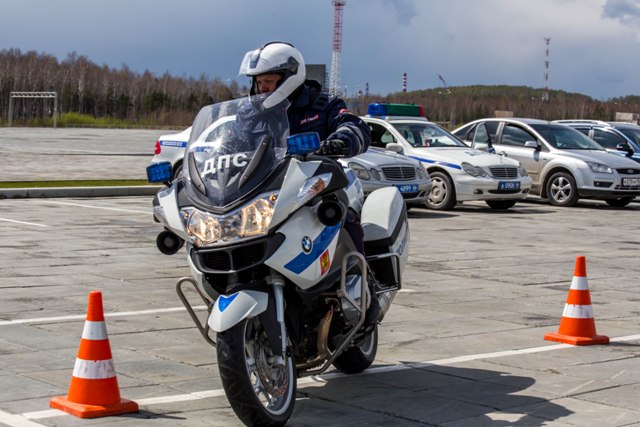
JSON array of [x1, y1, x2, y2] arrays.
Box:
[[147, 94, 409, 426]]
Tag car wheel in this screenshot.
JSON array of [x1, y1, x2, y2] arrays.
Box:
[[426, 171, 456, 210], [546, 171, 579, 207], [173, 163, 183, 181], [485, 200, 517, 210], [605, 196, 634, 207]]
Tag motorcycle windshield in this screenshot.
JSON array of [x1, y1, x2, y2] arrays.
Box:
[[183, 95, 290, 208]]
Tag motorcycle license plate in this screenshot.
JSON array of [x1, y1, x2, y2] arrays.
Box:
[[395, 184, 419, 193], [623, 178, 640, 186], [498, 181, 520, 191]]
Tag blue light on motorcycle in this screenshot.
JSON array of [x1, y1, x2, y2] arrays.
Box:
[[147, 162, 173, 183], [287, 132, 320, 155]]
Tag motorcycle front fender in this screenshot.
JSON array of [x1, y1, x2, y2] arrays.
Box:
[[207, 290, 268, 333]]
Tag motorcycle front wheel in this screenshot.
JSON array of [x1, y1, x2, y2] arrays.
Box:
[[217, 317, 296, 427]]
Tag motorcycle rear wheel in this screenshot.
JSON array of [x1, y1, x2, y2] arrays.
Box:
[[217, 317, 296, 427], [332, 326, 378, 374]]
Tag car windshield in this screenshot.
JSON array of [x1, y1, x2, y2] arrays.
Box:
[[616, 127, 640, 145], [531, 124, 605, 150], [392, 122, 466, 148], [182, 95, 290, 208]]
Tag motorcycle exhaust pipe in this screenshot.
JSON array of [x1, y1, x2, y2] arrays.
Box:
[[156, 230, 184, 255]]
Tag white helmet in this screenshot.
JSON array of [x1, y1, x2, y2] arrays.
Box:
[[239, 42, 306, 109]]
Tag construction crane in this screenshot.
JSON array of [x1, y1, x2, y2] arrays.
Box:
[[437, 74, 451, 95]]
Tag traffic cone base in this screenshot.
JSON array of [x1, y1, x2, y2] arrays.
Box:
[[49, 291, 138, 418], [50, 396, 138, 419], [544, 256, 609, 346], [543, 331, 609, 346]]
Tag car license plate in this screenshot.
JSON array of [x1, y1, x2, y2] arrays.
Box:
[[395, 184, 418, 193], [498, 181, 520, 191], [623, 178, 640, 186]]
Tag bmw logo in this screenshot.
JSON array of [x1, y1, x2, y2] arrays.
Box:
[[301, 236, 313, 253]]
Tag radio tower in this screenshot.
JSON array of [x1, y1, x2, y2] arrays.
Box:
[[542, 37, 551, 102], [329, 0, 345, 97]]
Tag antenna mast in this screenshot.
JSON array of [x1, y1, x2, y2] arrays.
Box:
[[329, 0, 345, 97], [542, 37, 551, 102]]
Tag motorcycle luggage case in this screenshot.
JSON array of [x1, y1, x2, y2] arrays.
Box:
[[361, 187, 409, 286]]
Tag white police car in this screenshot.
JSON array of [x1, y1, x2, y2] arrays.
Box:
[[152, 126, 192, 180], [363, 103, 532, 210], [150, 121, 431, 206]]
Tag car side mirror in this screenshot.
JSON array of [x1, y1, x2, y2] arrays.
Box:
[[385, 143, 404, 154], [616, 143, 634, 157], [524, 140, 540, 151]]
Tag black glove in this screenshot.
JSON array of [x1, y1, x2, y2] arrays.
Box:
[[318, 138, 347, 156]]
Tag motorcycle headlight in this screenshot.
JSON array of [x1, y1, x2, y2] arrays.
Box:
[[587, 162, 613, 174], [348, 162, 371, 180], [461, 162, 487, 177], [180, 191, 278, 247]]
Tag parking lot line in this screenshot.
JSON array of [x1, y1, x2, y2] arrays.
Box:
[[0, 306, 207, 326], [20, 333, 640, 421], [31, 200, 152, 215], [0, 217, 50, 228], [0, 409, 45, 427]]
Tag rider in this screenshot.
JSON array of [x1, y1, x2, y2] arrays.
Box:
[[240, 41, 380, 331]]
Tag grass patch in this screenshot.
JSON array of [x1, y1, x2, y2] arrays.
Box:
[[0, 180, 156, 188]]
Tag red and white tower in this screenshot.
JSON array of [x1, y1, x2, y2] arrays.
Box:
[[542, 37, 551, 102], [329, 0, 345, 97]]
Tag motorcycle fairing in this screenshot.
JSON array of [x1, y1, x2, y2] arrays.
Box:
[[265, 207, 340, 290], [268, 158, 321, 229], [155, 186, 189, 240]]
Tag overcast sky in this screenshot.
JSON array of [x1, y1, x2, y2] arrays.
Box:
[[3, 0, 640, 100]]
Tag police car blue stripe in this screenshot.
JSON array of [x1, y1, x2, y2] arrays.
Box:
[[409, 155, 462, 170], [345, 169, 357, 189], [284, 224, 340, 274], [160, 140, 188, 148]]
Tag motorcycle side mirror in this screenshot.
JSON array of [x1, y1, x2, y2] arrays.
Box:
[[147, 162, 173, 185], [288, 132, 320, 155]]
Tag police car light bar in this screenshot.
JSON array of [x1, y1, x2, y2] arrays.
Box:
[[367, 103, 425, 118]]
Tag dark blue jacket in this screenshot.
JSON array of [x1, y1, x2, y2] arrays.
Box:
[[287, 82, 370, 157]]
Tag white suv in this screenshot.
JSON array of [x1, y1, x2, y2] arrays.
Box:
[[453, 118, 640, 207]]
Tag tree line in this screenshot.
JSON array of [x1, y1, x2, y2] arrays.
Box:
[[3, 48, 640, 128], [0, 48, 242, 127]]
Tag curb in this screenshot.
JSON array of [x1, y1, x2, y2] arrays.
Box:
[[0, 186, 162, 199]]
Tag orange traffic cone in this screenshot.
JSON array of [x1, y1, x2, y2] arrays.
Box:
[[544, 256, 609, 346], [50, 291, 138, 418]]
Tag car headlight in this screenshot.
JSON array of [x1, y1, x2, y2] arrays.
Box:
[[180, 191, 278, 247], [416, 163, 427, 179], [587, 162, 613, 174], [370, 169, 381, 180], [461, 162, 487, 177], [348, 162, 371, 180], [518, 164, 529, 177]]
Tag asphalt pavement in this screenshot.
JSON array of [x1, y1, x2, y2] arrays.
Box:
[[1, 128, 640, 426]]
